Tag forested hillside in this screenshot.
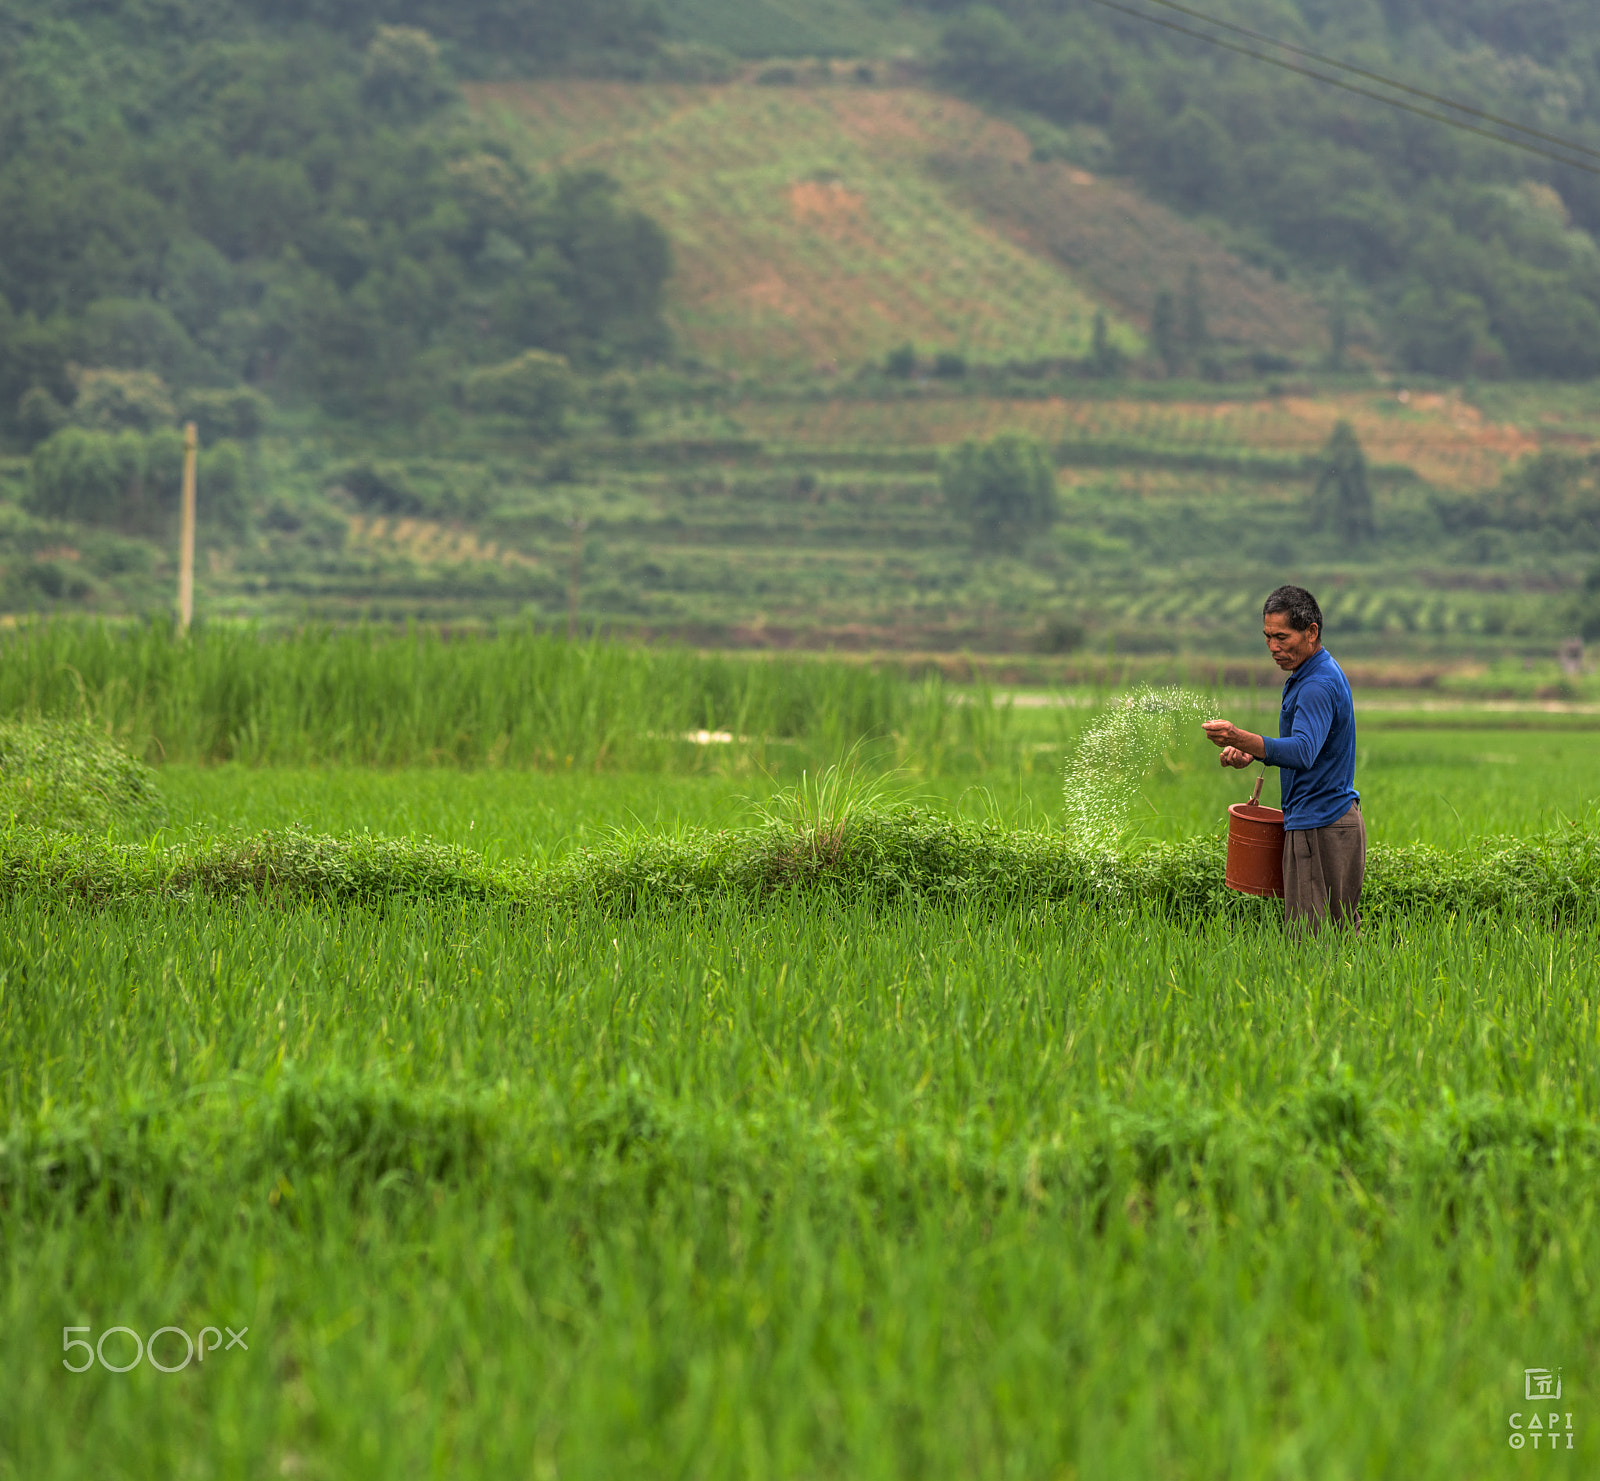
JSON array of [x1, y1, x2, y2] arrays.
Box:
[[924, 0, 1600, 378], [0, 0, 672, 440], [650, 0, 1600, 378]]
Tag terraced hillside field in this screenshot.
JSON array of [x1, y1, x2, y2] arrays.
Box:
[[469, 78, 1322, 371], [735, 386, 1552, 490]]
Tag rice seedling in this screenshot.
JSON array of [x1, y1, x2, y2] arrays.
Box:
[[4, 888, 1596, 1474], [0, 718, 165, 835], [0, 620, 910, 772], [5, 650, 1597, 1474]]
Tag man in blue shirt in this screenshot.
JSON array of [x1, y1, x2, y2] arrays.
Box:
[[1201, 585, 1365, 931]]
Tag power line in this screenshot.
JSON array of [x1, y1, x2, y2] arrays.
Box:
[[1115, 0, 1600, 164], [1076, 0, 1600, 178]]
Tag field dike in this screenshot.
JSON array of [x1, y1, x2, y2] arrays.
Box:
[[3, 807, 1597, 921]]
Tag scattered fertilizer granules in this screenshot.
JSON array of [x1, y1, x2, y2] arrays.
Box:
[[1063, 686, 1215, 847]]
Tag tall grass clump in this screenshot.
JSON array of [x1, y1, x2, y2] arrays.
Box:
[[0, 718, 164, 834], [0, 619, 910, 770]]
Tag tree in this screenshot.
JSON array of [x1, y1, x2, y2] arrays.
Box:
[[1326, 274, 1350, 372], [181, 386, 273, 443], [0, 9, 675, 436], [927, 4, 1600, 383], [27, 428, 146, 526], [1179, 263, 1219, 379], [941, 434, 1059, 554], [463, 350, 575, 439], [1179, 264, 1208, 361], [17, 385, 67, 448], [1150, 289, 1178, 377], [361, 26, 451, 114], [69, 369, 176, 433], [1393, 283, 1499, 377], [1089, 309, 1123, 377], [1576, 560, 1600, 641], [1313, 422, 1375, 544]]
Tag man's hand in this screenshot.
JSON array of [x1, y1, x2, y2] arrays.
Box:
[[1202, 719, 1267, 764]]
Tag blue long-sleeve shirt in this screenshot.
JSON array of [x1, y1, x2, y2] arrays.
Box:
[[1260, 647, 1359, 830]]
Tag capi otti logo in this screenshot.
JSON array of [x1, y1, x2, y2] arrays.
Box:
[[1510, 1368, 1573, 1451]]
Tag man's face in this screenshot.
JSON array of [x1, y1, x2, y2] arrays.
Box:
[[1263, 612, 1319, 671]]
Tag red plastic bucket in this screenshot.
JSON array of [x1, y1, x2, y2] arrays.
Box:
[[1226, 803, 1285, 897]]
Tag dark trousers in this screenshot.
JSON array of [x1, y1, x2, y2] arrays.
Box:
[[1283, 804, 1365, 932]]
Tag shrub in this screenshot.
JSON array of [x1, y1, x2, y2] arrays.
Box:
[[27, 428, 146, 525], [884, 343, 917, 377], [1575, 560, 1600, 640], [181, 386, 273, 443], [14, 557, 95, 604], [4, 807, 1594, 924], [1434, 451, 1600, 547], [941, 434, 1059, 553], [16, 385, 67, 447], [595, 371, 643, 436], [463, 351, 575, 439], [1036, 614, 1086, 654], [0, 719, 164, 834], [69, 369, 178, 433], [361, 25, 451, 114], [330, 459, 485, 520]]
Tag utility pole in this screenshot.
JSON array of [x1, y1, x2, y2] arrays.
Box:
[[177, 421, 198, 634], [566, 516, 587, 640]]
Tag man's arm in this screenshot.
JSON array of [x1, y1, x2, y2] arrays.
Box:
[[1261, 680, 1336, 771], [1203, 720, 1265, 768]]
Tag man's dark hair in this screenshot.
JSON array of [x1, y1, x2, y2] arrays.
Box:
[[1263, 584, 1322, 634]]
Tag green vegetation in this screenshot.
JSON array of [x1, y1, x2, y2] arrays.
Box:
[[1313, 420, 1376, 544], [940, 434, 1057, 553], [0, 718, 165, 834], [4, 15, 1599, 655], [656, 0, 936, 58], [137, 718, 1599, 856], [0, 1, 671, 444], [0, 621, 913, 768], [932, 0, 1600, 379], [5, 801, 1597, 922], [477, 77, 1125, 372], [6, 858, 1599, 1472], [9, 1, 1600, 1465], [8, 387, 1594, 652], [4, 645, 1599, 1473]]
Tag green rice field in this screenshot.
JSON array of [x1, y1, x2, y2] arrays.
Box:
[[3, 626, 1598, 1477]]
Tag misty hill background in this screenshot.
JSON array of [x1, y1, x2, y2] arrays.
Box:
[[2, 0, 1599, 660], [5, 0, 1600, 438]]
